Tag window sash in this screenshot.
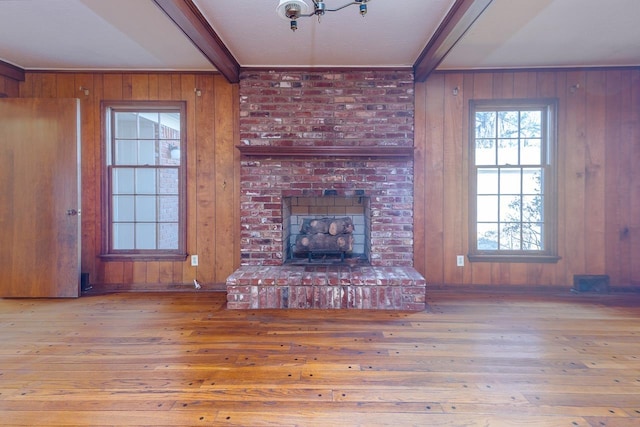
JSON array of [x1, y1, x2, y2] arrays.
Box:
[[101, 102, 186, 260], [468, 99, 558, 262]]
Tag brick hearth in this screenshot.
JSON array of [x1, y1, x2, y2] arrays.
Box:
[[226, 265, 426, 310], [226, 69, 426, 310]]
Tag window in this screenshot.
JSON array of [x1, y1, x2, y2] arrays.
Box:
[[102, 101, 186, 260], [469, 99, 559, 263]]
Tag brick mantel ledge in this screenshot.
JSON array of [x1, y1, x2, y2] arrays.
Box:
[[236, 145, 414, 158]]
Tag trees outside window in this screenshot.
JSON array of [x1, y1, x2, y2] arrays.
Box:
[[469, 99, 559, 263]]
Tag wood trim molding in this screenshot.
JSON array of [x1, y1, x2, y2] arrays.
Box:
[[0, 59, 25, 81], [413, 0, 494, 82], [236, 145, 414, 158], [152, 0, 240, 83]]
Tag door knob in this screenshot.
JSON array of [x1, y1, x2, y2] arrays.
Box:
[[66, 209, 78, 216]]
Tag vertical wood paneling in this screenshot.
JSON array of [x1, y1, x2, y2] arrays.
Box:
[[148, 74, 159, 100], [194, 74, 216, 284], [442, 73, 466, 285], [18, 71, 238, 289], [563, 71, 587, 283], [630, 70, 640, 285], [424, 73, 445, 285], [0, 75, 20, 97], [615, 70, 635, 285], [231, 82, 242, 271], [75, 73, 98, 284], [32, 73, 56, 98], [182, 74, 198, 285], [415, 68, 640, 289], [55, 74, 75, 98], [604, 72, 622, 285], [131, 74, 149, 100], [584, 71, 606, 274], [132, 262, 147, 284], [413, 80, 428, 277], [213, 75, 239, 282], [157, 74, 172, 100]]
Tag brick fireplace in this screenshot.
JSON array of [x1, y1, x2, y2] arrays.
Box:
[[226, 70, 426, 310]]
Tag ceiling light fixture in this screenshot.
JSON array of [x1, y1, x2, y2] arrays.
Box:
[[276, 0, 371, 32]]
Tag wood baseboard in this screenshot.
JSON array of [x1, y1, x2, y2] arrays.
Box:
[[83, 281, 227, 294]]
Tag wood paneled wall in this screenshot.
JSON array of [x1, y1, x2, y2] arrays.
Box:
[[414, 69, 640, 289], [11, 68, 640, 291], [0, 75, 19, 97], [19, 72, 240, 289]]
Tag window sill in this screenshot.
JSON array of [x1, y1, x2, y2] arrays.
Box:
[[100, 253, 188, 262], [467, 254, 561, 264]]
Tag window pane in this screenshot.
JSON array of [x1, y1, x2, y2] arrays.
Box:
[[523, 168, 542, 194], [115, 140, 137, 165], [522, 222, 543, 250], [139, 117, 156, 139], [500, 223, 521, 250], [477, 223, 498, 250], [159, 223, 179, 250], [161, 140, 181, 166], [113, 196, 134, 221], [497, 111, 519, 138], [135, 169, 156, 194], [523, 196, 542, 222], [160, 113, 181, 137], [136, 223, 156, 249], [477, 195, 498, 222], [136, 196, 156, 222], [500, 169, 521, 195], [521, 138, 541, 164], [520, 110, 541, 137], [477, 169, 498, 194], [113, 168, 134, 194], [500, 195, 520, 222], [158, 168, 179, 194], [497, 139, 518, 165], [475, 139, 496, 165], [475, 111, 496, 138], [113, 223, 134, 249], [115, 113, 137, 138], [159, 196, 179, 222], [138, 140, 156, 165]]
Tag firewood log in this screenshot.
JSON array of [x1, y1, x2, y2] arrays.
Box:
[[329, 217, 355, 235], [300, 218, 331, 234], [294, 233, 354, 253]]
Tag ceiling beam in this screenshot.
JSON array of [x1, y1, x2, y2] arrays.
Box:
[[0, 59, 25, 82], [152, 0, 240, 83], [414, 0, 494, 82]]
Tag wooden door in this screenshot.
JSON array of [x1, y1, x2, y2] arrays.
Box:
[[0, 98, 81, 297]]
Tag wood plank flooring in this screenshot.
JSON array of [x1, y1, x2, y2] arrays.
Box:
[[1, 289, 639, 426]]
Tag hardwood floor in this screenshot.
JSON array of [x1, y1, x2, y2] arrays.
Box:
[[1, 289, 639, 426]]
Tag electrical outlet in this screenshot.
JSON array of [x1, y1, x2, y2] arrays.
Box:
[[456, 255, 465, 267], [191, 255, 198, 266]]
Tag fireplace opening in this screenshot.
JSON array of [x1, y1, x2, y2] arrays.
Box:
[[283, 195, 371, 265]]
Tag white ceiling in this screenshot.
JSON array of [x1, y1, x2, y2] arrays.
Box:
[[0, 0, 639, 75], [192, 0, 455, 68], [441, 0, 640, 70]]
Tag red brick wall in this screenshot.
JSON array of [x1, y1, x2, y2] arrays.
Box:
[[239, 69, 415, 267], [240, 70, 414, 147]]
